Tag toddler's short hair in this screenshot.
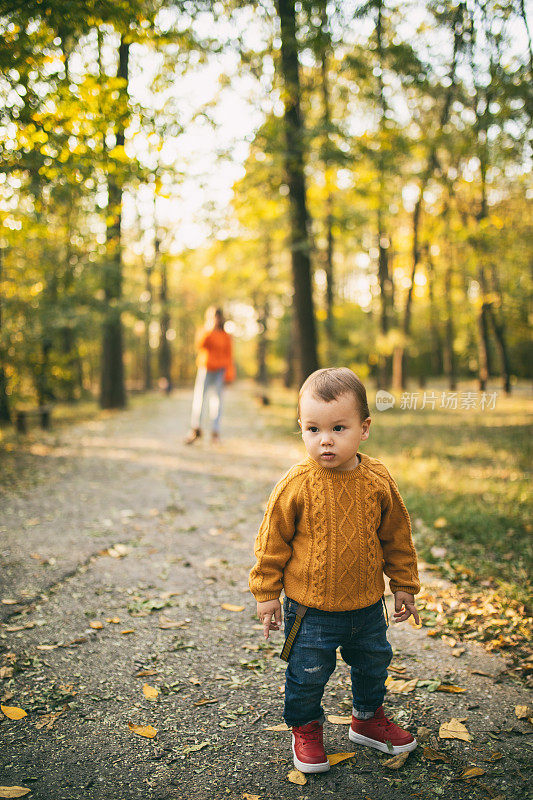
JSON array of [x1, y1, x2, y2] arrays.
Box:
[[298, 367, 370, 421]]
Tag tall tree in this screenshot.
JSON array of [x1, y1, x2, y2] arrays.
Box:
[[275, 0, 319, 381]]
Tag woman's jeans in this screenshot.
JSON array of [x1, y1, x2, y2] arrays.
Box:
[[283, 597, 393, 728], [190, 367, 225, 434]]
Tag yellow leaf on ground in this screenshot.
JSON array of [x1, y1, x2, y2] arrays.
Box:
[[515, 705, 532, 720], [433, 517, 448, 528], [458, 767, 486, 779], [287, 769, 307, 785], [142, 684, 159, 701], [437, 684, 465, 693], [120, 629, 135, 635], [439, 719, 471, 742], [89, 621, 103, 630], [1, 705, 27, 720], [36, 644, 58, 651], [106, 617, 120, 624], [221, 603, 245, 612], [385, 677, 418, 693], [265, 723, 289, 731], [327, 752, 355, 766], [0, 788, 31, 798], [383, 751, 410, 769], [408, 617, 423, 628], [242, 794, 260, 800], [135, 669, 157, 677], [189, 677, 201, 685], [128, 722, 157, 738], [193, 698, 218, 706], [327, 715, 352, 725]]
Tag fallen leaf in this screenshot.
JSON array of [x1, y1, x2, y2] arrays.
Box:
[[106, 617, 120, 624], [385, 677, 418, 693], [439, 719, 471, 742], [128, 722, 157, 738], [89, 621, 103, 630], [107, 544, 130, 558], [0, 668, 13, 679], [437, 684, 466, 693], [135, 669, 158, 677], [221, 603, 245, 612], [36, 644, 58, 651], [193, 698, 218, 706], [458, 766, 486, 779], [515, 705, 532, 720], [1, 705, 27, 720], [433, 518, 448, 529], [189, 677, 201, 685], [327, 715, 352, 725], [423, 746, 450, 762], [120, 629, 135, 635], [35, 708, 65, 730], [242, 794, 260, 800], [266, 723, 289, 731], [158, 619, 188, 629], [287, 769, 307, 785], [416, 726, 432, 743], [383, 751, 409, 769], [142, 684, 159, 701], [183, 742, 209, 754], [1, 599, 18, 606], [452, 648, 466, 657], [0, 788, 31, 798], [327, 752, 355, 765]]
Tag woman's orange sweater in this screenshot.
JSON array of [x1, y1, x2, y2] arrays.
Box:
[[196, 327, 233, 372], [249, 453, 420, 612]]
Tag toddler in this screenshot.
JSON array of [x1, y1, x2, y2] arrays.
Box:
[[249, 367, 420, 773]]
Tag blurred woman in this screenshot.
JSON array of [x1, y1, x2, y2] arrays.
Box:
[[184, 306, 235, 444]]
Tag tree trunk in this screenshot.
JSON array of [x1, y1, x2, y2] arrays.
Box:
[[425, 245, 444, 377], [144, 264, 153, 392], [375, 0, 393, 390], [487, 264, 512, 394], [158, 258, 172, 394], [0, 245, 10, 423], [319, 2, 335, 360], [100, 35, 128, 409], [442, 203, 457, 390], [275, 0, 319, 382]]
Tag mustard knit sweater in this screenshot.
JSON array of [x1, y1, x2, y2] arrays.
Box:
[[249, 453, 420, 612]]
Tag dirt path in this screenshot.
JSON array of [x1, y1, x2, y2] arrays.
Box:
[[0, 386, 531, 800]]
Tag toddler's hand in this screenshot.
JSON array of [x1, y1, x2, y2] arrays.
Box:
[[257, 599, 282, 640], [393, 591, 420, 625]]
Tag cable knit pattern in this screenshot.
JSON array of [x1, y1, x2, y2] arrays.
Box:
[[249, 453, 420, 612]]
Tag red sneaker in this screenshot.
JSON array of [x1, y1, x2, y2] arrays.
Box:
[[349, 707, 417, 754], [291, 721, 330, 773]]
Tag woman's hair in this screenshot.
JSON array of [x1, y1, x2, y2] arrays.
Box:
[[298, 367, 370, 421], [205, 306, 225, 329]]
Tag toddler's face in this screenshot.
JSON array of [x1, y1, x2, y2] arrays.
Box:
[[299, 391, 371, 472]]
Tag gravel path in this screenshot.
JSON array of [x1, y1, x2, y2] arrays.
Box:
[[0, 386, 531, 800]]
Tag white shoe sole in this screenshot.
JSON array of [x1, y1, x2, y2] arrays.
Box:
[[292, 735, 330, 773], [348, 728, 417, 754]]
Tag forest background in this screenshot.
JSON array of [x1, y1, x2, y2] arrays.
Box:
[[0, 0, 531, 415]]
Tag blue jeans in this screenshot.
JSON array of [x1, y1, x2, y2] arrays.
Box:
[[283, 597, 393, 728], [190, 367, 225, 434]]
